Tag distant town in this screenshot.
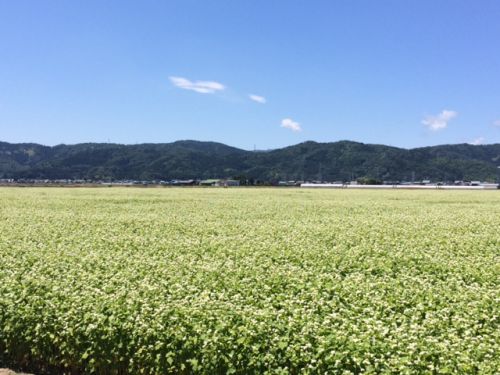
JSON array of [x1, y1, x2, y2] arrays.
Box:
[[1, 178, 498, 189]]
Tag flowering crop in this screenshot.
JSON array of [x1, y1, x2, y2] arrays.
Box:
[[0, 188, 498, 374]]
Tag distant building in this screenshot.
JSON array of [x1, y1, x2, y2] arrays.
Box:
[[200, 179, 221, 186], [199, 179, 239, 187], [171, 179, 196, 186], [223, 179, 240, 187], [278, 181, 295, 186]]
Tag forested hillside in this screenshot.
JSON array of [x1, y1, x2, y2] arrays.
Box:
[[1, 140, 499, 181]]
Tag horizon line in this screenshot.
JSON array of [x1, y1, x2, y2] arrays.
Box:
[[1, 139, 499, 152]]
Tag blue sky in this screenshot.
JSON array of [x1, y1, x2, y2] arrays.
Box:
[[1, 0, 499, 150]]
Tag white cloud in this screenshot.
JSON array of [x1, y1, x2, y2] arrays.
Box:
[[169, 76, 225, 94], [494, 120, 500, 128], [281, 118, 301, 132], [469, 137, 485, 145], [249, 94, 266, 104], [422, 110, 457, 131]]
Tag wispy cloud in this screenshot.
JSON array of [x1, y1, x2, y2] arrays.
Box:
[[469, 137, 485, 145], [281, 118, 301, 132], [249, 94, 266, 104], [169, 76, 225, 94], [494, 120, 500, 128], [422, 110, 457, 131]]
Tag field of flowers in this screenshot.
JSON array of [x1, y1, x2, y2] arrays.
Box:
[[0, 187, 498, 374]]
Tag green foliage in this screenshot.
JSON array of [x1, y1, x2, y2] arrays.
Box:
[[357, 177, 382, 185], [0, 188, 499, 374], [1, 140, 500, 181]]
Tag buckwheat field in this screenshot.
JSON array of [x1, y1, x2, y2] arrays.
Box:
[[0, 188, 498, 374]]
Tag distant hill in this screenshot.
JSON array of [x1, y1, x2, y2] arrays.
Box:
[[1, 140, 499, 182]]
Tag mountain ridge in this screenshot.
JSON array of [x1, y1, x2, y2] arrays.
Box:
[[1, 140, 499, 182]]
